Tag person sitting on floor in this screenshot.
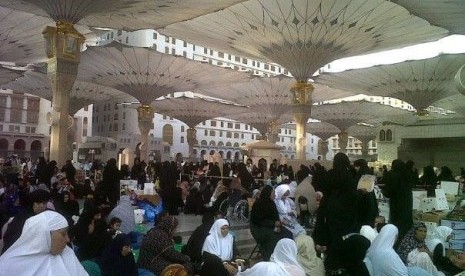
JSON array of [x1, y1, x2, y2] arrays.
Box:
[[274, 184, 306, 238], [201, 218, 241, 276], [182, 212, 215, 269], [237, 238, 305, 276], [138, 216, 193, 275]]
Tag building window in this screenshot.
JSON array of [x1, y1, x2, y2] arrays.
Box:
[[241, 134, 244, 139], [379, 130, 386, 141], [165, 36, 169, 43], [211, 120, 216, 127], [202, 121, 206, 125], [386, 129, 393, 141], [226, 132, 232, 138], [218, 52, 224, 58], [234, 124, 240, 129], [114, 103, 118, 110], [125, 36, 129, 44], [210, 130, 215, 136], [227, 123, 233, 128], [162, 124, 174, 145], [219, 131, 223, 137], [163, 115, 167, 120], [204, 130, 208, 136], [114, 114, 118, 120], [84, 106, 88, 111], [181, 126, 185, 132], [165, 47, 169, 54], [233, 133, 239, 139], [242, 58, 247, 64], [235, 56, 240, 62], [180, 136, 184, 143], [153, 32, 157, 39], [221, 122, 224, 127], [183, 41, 187, 47]]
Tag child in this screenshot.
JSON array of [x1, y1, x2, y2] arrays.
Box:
[[108, 217, 122, 239]]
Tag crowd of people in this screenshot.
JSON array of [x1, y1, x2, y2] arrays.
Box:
[[0, 154, 464, 275]]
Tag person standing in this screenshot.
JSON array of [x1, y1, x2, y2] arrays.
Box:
[[383, 159, 413, 239]]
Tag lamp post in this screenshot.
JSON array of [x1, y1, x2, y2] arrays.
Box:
[[43, 22, 84, 166]]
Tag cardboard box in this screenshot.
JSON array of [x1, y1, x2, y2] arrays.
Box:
[[138, 194, 161, 205], [448, 240, 465, 250], [413, 190, 427, 210], [440, 181, 460, 196], [441, 219, 465, 230], [452, 229, 465, 240], [421, 211, 449, 223]]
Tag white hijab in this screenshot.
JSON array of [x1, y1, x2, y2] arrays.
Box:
[[0, 210, 88, 276], [275, 184, 292, 213], [360, 225, 378, 243], [238, 238, 305, 276], [202, 218, 233, 261], [426, 226, 453, 256], [295, 235, 325, 276], [367, 224, 408, 276]]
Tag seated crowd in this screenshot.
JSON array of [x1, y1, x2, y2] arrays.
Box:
[[0, 154, 465, 276]]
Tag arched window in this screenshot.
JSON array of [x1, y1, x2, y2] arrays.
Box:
[[218, 141, 224, 146], [209, 141, 216, 146], [226, 151, 232, 159], [14, 139, 26, 151], [233, 142, 239, 147], [219, 151, 224, 157], [386, 129, 393, 141], [31, 140, 42, 151], [209, 150, 215, 155], [201, 140, 207, 146], [288, 146, 292, 151], [379, 130, 386, 141], [83, 117, 88, 124], [162, 124, 174, 145], [226, 142, 232, 147], [0, 139, 8, 150]]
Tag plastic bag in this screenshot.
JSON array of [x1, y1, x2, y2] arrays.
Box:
[[138, 200, 163, 222]]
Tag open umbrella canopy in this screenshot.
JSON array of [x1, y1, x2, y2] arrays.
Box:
[[77, 42, 251, 104], [284, 120, 341, 141], [347, 123, 377, 143], [160, 0, 447, 81], [0, 6, 99, 64], [227, 112, 294, 137], [317, 53, 465, 111], [3, 70, 134, 114], [0, 66, 23, 84], [311, 100, 410, 131], [392, 0, 465, 35], [153, 95, 248, 128], [0, 0, 247, 30]]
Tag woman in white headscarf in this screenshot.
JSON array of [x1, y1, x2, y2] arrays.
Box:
[[366, 224, 432, 276], [238, 238, 305, 276], [0, 210, 88, 275], [274, 184, 306, 238], [295, 235, 325, 276], [360, 225, 378, 243], [426, 226, 462, 275], [201, 218, 239, 276]]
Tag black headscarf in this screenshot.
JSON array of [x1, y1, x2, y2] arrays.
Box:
[[1, 189, 50, 254], [341, 234, 371, 276], [250, 185, 279, 227], [99, 234, 138, 276]]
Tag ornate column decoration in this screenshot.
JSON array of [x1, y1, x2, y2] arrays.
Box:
[[317, 139, 329, 160], [43, 22, 84, 166], [338, 131, 349, 154], [267, 120, 279, 143], [291, 80, 313, 160], [137, 104, 154, 163], [186, 127, 198, 161]]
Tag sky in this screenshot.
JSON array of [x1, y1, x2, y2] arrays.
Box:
[[325, 35, 465, 73]]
